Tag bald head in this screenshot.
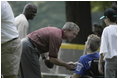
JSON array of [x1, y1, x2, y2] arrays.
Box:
[[23, 3, 37, 20]]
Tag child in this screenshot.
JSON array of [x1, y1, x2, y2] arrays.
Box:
[[71, 34, 101, 78]]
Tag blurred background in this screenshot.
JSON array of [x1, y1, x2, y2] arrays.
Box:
[[9, 1, 114, 44], [9, 1, 116, 78]]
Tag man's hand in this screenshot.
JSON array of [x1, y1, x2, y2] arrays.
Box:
[[41, 53, 54, 69], [65, 62, 76, 71], [44, 59, 54, 69]]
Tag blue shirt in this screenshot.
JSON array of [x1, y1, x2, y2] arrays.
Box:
[[74, 52, 99, 76]]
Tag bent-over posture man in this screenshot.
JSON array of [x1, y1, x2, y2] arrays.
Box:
[[20, 22, 80, 78]]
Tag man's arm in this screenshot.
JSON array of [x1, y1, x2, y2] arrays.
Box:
[[49, 57, 75, 71], [98, 53, 104, 75]]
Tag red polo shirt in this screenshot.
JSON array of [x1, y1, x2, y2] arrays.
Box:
[[28, 26, 63, 58]]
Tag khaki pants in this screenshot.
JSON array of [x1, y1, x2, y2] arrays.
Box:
[[1, 38, 22, 77]]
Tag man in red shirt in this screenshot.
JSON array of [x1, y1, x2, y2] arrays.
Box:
[[19, 22, 80, 78]]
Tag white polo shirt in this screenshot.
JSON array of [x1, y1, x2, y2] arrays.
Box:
[[15, 14, 29, 39], [100, 24, 117, 59], [1, 1, 19, 44]]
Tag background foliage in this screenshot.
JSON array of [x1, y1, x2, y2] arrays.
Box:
[[9, 1, 112, 33]]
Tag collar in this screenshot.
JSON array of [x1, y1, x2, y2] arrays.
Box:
[[61, 29, 65, 39]]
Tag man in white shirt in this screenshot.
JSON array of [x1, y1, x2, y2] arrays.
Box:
[[1, 1, 22, 78], [15, 3, 37, 39], [98, 8, 117, 78]]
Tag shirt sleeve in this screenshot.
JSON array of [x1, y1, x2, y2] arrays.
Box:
[[48, 34, 62, 58], [100, 28, 108, 54], [74, 57, 89, 76]]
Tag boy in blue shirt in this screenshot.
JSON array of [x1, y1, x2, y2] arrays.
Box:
[[71, 34, 101, 78]]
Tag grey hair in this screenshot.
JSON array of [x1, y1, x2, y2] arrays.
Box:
[[62, 22, 80, 31]]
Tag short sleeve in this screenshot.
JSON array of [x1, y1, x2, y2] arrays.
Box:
[[74, 62, 85, 75], [48, 34, 62, 58], [100, 28, 108, 54], [74, 57, 89, 75]]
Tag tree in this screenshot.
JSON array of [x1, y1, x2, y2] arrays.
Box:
[[66, 1, 92, 44]]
